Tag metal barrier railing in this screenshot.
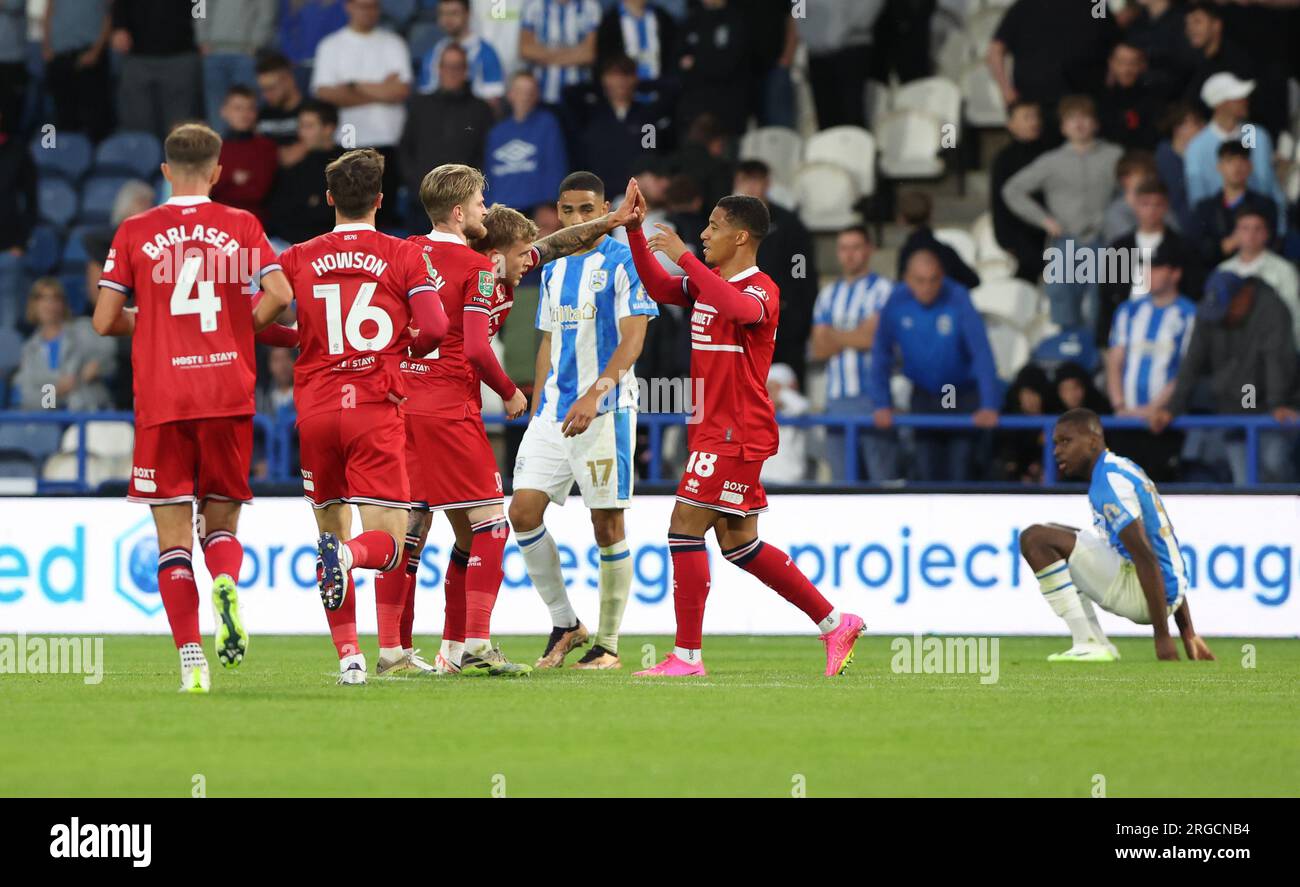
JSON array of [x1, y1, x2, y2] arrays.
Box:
[[0, 410, 1292, 491]]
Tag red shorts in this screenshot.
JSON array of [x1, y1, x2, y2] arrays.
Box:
[[405, 413, 503, 511], [298, 401, 410, 509], [129, 416, 254, 505], [675, 450, 769, 517]]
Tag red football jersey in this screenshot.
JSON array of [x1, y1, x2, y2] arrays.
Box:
[[99, 196, 279, 428], [280, 224, 435, 421], [402, 231, 504, 418], [684, 266, 781, 460]]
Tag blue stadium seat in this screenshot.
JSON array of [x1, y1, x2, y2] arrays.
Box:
[[29, 131, 93, 183], [1032, 329, 1100, 374], [0, 328, 23, 376], [79, 176, 131, 225], [0, 423, 64, 460], [93, 131, 163, 180], [38, 178, 78, 228], [60, 225, 94, 270], [382, 0, 417, 28], [407, 20, 442, 66], [59, 272, 88, 315], [25, 224, 63, 275], [0, 455, 38, 494]]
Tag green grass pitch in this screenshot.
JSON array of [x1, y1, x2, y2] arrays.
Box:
[[3, 635, 1298, 797]]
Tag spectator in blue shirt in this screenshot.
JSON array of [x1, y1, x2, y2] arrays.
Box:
[[870, 250, 1002, 482], [485, 71, 569, 213], [278, 0, 348, 71], [419, 0, 507, 109], [520, 0, 602, 105], [810, 226, 896, 482]]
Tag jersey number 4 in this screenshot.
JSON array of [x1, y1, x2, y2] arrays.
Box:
[[313, 282, 395, 354], [170, 255, 222, 332]]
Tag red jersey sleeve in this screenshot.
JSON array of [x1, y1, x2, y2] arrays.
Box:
[[243, 213, 283, 285], [98, 221, 136, 296]]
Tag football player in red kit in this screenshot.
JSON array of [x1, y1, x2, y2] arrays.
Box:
[[624, 185, 868, 677], [277, 149, 449, 685], [93, 123, 295, 694]]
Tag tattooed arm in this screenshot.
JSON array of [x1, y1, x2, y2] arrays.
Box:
[[532, 178, 639, 265]]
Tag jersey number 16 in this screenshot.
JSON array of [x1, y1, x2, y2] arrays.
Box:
[[313, 282, 395, 354]]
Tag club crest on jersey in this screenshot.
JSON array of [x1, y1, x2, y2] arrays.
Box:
[[742, 284, 768, 302], [1103, 503, 1123, 524], [588, 269, 608, 292], [937, 313, 953, 336], [477, 270, 495, 297]]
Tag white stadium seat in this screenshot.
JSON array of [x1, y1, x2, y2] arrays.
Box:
[[739, 126, 803, 188], [933, 227, 978, 269], [971, 212, 1018, 279], [876, 110, 945, 179], [984, 318, 1030, 382], [972, 279, 1041, 331], [936, 30, 975, 84], [59, 420, 135, 457], [892, 77, 962, 134], [792, 162, 860, 231], [41, 452, 122, 488], [965, 8, 1007, 59], [803, 125, 876, 198], [961, 60, 1008, 128]]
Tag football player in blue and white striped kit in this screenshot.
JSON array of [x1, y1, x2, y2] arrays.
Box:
[[509, 173, 657, 670], [1019, 409, 1215, 662], [811, 226, 896, 481]]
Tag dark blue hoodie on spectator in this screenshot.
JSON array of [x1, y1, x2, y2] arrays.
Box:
[[484, 108, 568, 212]]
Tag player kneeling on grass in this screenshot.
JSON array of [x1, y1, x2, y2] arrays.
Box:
[[94, 122, 296, 693], [1020, 408, 1215, 662], [624, 183, 867, 677], [278, 148, 450, 685]]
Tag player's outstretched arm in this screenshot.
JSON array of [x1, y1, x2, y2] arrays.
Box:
[[463, 308, 525, 417], [1173, 599, 1216, 661], [251, 293, 299, 347], [1118, 520, 1179, 660], [252, 269, 294, 332], [91, 287, 135, 337], [626, 226, 691, 307]]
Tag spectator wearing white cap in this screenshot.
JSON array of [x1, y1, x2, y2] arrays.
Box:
[[1183, 72, 1286, 236]]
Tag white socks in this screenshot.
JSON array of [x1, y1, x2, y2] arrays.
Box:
[[817, 609, 842, 634], [464, 637, 491, 657], [439, 639, 464, 667], [1036, 559, 1097, 646], [179, 642, 206, 668], [674, 646, 702, 664], [517, 525, 577, 628], [596, 540, 632, 652], [379, 645, 404, 662]]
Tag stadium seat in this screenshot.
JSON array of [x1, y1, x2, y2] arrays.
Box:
[[93, 132, 163, 180], [892, 77, 962, 133], [60, 226, 93, 271], [60, 421, 134, 458], [41, 451, 119, 488], [971, 212, 1018, 280], [0, 423, 64, 460], [971, 279, 1040, 331], [803, 125, 875, 198], [381, 0, 416, 27], [79, 176, 131, 225], [1032, 328, 1101, 373], [38, 178, 78, 228], [29, 131, 93, 183], [961, 61, 1008, 128], [984, 318, 1030, 381], [792, 162, 860, 231], [965, 8, 1006, 60], [25, 224, 63, 275], [0, 328, 23, 377], [935, 30, 974, 84], [59, 272, 88, 315], [876, 110, 945, 179], [739, 126, 804, 189], [0, 456, 38, 495], [933, 227, 978, 269]]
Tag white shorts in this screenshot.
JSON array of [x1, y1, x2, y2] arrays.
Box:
[[513, 410, 636, 509], [1068, 527, 1183, 625]]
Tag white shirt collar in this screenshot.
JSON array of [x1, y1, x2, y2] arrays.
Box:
[[425, 229, 468, 246], [727, 266, 760, 283], [334, 223, 376, 232], [166, 196, 211, 206]]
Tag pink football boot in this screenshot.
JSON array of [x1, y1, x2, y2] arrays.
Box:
[[633, 653, 707, 677], [821, 613, 866, 676]]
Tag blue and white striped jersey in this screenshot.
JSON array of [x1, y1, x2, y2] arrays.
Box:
[[1109, 295, 1196, 408], [1088, 450, 1189, 604], [418, 34, 507, 100], [616, 3, 663, 80], [535, 236, 657, 420], [521, 0, 603, 104], [812, 272, 893, 401]]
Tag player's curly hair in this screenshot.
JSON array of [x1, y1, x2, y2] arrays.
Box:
[[472, 204, 539, 255], [716, 195, 769, 241], [420, 163, 487, 224], [325, 148, 385, 219]]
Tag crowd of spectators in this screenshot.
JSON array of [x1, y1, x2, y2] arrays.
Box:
[[3, 0, 1300, 489]]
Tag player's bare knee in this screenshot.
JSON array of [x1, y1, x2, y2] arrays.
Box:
[[508, 497, 543, 534], [590, 509, 624, 548], [1019, 524, 1047, 557]]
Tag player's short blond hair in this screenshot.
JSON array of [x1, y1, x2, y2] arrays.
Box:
[[164, 122, 223, 173], [472, 204, 539, 254], [419, 163, 486, 224], [326, 148, 385, 219]]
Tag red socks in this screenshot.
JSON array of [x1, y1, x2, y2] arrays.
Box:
[[200, 530, 243, 583], [723, 539, 833, 624], [346, 530, 399, 571], [399, 534, 420, 650], [157, 547, 201, 648], [668, 534, 711, 649], [318, 562, 358, 659], [375, 565, 407, 650], [464, 517, 508, 639], [443, 545, 469, 643]]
